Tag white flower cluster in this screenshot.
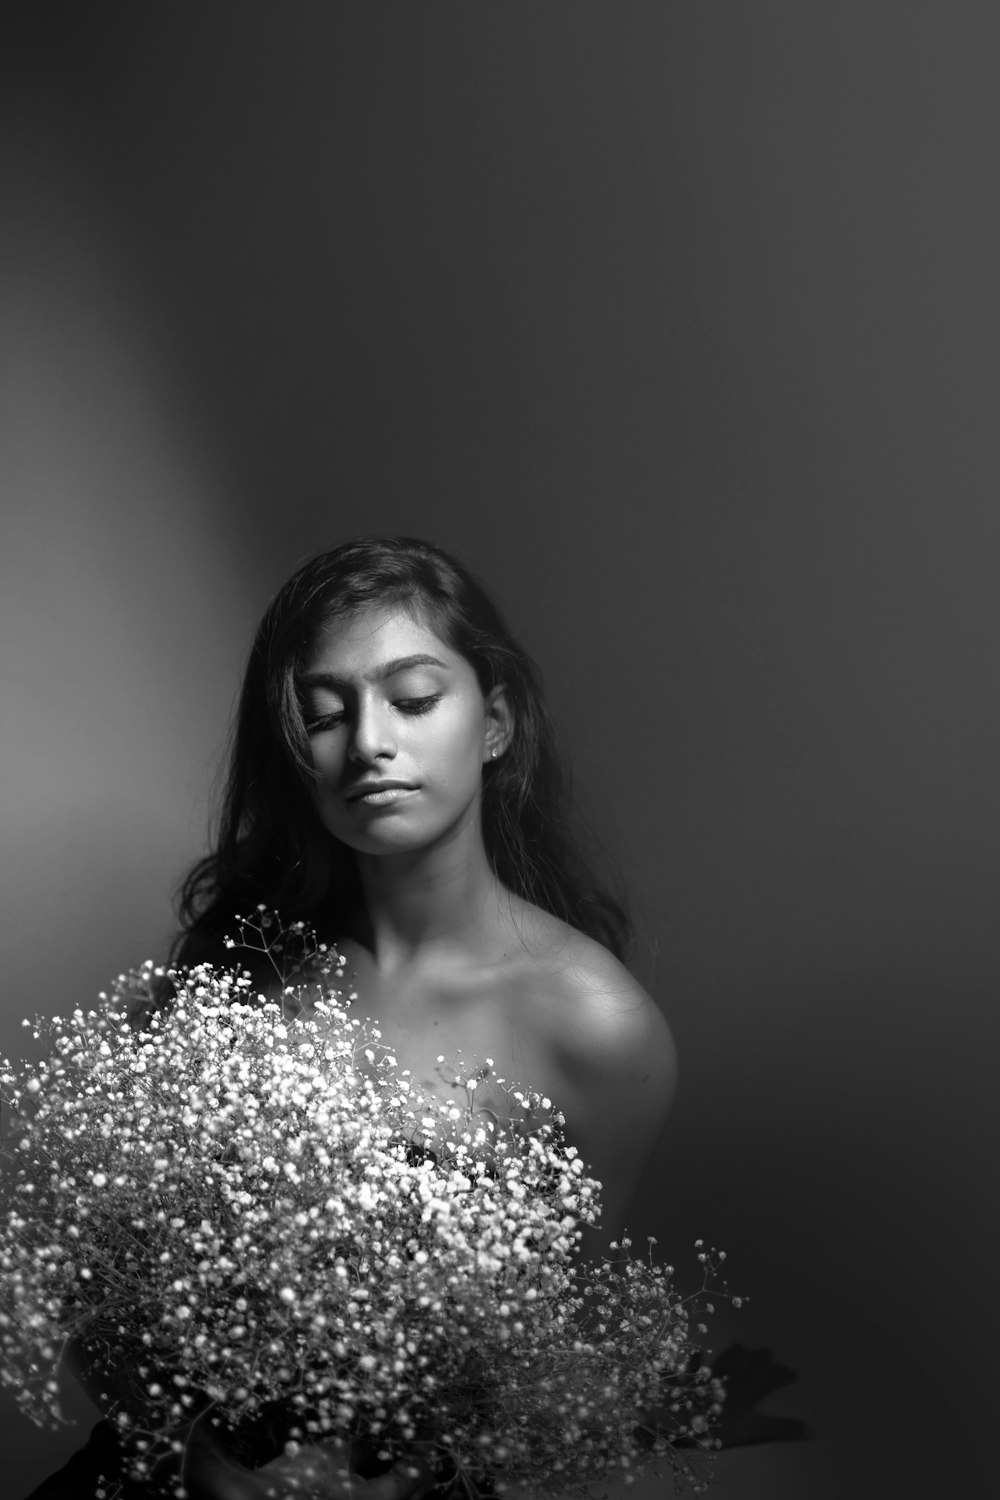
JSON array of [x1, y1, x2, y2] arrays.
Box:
[[0, 918, 726, 1497]]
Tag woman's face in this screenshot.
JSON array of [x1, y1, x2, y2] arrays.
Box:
[[299, 606, 506, 860]]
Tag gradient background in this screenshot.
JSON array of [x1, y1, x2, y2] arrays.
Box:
[[2, 5, 997, 1497]]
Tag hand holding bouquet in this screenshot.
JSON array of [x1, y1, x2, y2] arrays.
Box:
[[0, 916, 730, 1497]]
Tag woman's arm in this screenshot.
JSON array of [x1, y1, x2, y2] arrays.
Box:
[[64, 1338, 435, 1499], [183, 1426, 437, 1500], [545, 955, 677, 1259]]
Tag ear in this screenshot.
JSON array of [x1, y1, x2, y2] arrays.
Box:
[[482, 685, 514, 763]]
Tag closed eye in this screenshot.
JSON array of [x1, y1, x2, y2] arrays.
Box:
[[304, 695, 440, 732], [395, 694, 441, 715], [305, 710, 346, 733]]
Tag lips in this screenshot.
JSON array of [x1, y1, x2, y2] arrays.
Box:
[[346, 780, 417, 803]]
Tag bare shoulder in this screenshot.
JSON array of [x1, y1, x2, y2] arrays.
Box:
[[503, 903, 677, 1246], [505, 903, 677, 1107]]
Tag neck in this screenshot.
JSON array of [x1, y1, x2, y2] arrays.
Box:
[[353, 823, 508, 973]]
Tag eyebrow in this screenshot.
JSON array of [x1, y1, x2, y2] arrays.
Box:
[[299, 654, 450, 690]]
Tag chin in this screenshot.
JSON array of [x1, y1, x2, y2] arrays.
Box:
[[320, 789, 482, 860], [324, 819, 436, 858]]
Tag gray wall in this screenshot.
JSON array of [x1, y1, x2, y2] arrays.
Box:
[[2, 6, 996, 1496]]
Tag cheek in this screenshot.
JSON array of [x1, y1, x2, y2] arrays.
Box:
[[308, 745, 344, 784], [425, 706, 485, 776]]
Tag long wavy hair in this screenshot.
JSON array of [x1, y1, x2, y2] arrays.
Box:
[[176, 537, 631, 962]]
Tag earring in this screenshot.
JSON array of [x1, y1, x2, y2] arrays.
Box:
[[490, 748, 499, 759]]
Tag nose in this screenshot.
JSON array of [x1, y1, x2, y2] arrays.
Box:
[[347, 697, 397, 764]]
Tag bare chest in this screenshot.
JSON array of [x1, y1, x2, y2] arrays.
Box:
[[346, 978, 568, 1141]]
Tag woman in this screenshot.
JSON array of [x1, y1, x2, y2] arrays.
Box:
[[26, 537, 676, 1499]]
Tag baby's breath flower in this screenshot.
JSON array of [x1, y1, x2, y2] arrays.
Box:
[[0, 911, 728, 1498]]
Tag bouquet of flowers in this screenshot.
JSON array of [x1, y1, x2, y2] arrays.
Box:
[[0, 914, 730, 1498]]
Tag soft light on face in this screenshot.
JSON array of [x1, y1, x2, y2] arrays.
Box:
[[299, 606, 503, 860]]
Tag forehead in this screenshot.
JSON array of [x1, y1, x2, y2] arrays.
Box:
[[303, 605, 465, 679]]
